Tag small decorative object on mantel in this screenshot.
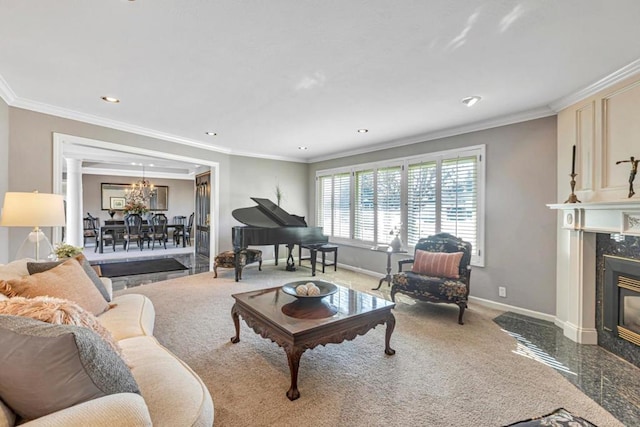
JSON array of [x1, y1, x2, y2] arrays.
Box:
[[565, 144, 581, 203], [108, 209, 116, 219], [615, 155, 639, 198]]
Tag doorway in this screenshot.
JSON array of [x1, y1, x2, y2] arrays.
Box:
[[53, 133, 219, 269], [195, 172, 211, 258]]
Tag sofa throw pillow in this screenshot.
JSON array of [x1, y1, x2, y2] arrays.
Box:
[[0, 258, 109, 316], [0, 315, 139, 421], [27, 254, 111, 302], [0, 258, 34, 281], [0, 296, 124, 360], [411, 250, 463, 279]]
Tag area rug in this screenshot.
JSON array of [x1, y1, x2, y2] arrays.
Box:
[[117, 267, 623, 427], [97, 258, 188, 277]]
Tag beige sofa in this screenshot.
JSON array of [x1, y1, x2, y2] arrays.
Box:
[[0, 259, 214, 427]]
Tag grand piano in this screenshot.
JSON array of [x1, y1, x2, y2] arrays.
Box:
[[232, 197, 329, 281]]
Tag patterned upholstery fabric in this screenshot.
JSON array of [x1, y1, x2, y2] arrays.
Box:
[[391, 233, 472, 324], [214, 249, 262, 280]]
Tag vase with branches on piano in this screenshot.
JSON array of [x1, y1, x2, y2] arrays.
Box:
[[275, 184, 283, 206]]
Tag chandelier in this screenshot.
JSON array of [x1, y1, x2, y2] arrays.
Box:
[[125, 166, 156, 204]]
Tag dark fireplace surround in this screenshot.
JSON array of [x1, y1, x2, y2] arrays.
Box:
[[596, 233, 640, 368]]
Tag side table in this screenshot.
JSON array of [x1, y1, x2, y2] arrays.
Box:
[[371, 245, 408, 290]]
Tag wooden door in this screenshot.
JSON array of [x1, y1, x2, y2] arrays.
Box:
[[195, 172, 211, 257]]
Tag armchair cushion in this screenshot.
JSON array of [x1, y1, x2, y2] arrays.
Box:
[[0, 315, 139, 421], [392, 272, 468, 302], [411, 250, 463, 279]]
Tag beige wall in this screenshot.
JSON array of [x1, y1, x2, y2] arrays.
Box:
[[81, 174, 195, 224], [310, 117, 558, 315], [0, 98, 8, 263]]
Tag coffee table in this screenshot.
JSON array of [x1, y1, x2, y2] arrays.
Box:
[[230, 284, 396, 400]]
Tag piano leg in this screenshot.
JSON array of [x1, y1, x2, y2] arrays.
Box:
[[309, 248, 318, 277], [234, 248, 241, 282], [274, 244, 279, 266], [287, 243, 296, 271], [285, 243, 296, 271]]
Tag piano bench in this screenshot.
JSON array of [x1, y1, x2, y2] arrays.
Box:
[[298, 244, 338, 273], [214, 249, 263, 280]]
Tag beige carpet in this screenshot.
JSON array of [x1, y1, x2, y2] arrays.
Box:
[[118, 266, 622, 427]]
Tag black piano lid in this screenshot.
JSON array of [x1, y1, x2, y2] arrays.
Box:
[[232, 197, 307, 228]]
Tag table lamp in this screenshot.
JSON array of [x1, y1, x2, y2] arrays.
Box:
[[0, 191, 66, 261]]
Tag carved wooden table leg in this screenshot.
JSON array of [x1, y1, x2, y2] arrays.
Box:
[[384, 312, 396, 355], [230, 304, 241, 344], [285, 347, 304, 401]]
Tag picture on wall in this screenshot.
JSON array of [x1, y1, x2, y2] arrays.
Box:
[[110, 197, 126, 210]]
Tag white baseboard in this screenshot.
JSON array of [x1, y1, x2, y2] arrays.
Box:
[[469, 296, 557, 323], [260, 259, 560, 325]]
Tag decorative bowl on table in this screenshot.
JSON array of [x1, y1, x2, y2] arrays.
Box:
[[281, 280, 338, 299]]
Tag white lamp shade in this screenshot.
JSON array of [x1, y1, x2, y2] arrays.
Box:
[[0, 192, 66, 227]]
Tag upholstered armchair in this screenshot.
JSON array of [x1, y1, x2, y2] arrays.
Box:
[[391, 233, 472, 324]]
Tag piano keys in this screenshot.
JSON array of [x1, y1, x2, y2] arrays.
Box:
[[232, 198, 329, 281]]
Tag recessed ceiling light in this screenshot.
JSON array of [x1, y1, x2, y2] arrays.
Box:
[[298, 146, 308, 150], [101, 96, 120, 103], [149, 164, 154, 167], [461, 96, 482, 107], [205, 131, 217, 136], [357, 129, 369, 133]]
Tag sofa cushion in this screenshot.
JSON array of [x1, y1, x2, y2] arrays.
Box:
[[120, 336, 214, 427], [27, 254, 111, 302], [0, 259, 33, 281], [411, 250, 463, 279], [0, 296, 123, 360], [97, 294, 155, 341], [0, 315, 139, 421], [0, 258, 109, 316], [19, 394, 152, 427]]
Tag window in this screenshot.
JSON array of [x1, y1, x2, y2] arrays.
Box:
[[317, 172, 350, 239], [316, 145, 484, 266]]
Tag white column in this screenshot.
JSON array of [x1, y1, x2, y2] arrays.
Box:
[[563, 228, 598, 344], [65, 158, 84, 247]]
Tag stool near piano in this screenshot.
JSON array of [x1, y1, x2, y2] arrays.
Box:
[[214, 249, 263, 280], [299, 244, 338, 273]]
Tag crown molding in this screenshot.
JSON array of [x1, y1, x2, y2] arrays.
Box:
[[9, 94, 306, 163], [81, 167, 195, 180], [10, 96, 234, 155], [306, 106, 555, 163], [0, 74, 16, 104], [549, 58, 640, 112]]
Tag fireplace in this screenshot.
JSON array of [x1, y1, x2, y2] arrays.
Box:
[[548, 200, 640, 367], [603, 255, 640, 346], [596, 234, 640, 368]]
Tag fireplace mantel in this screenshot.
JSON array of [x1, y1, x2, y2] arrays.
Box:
[[548, 201, 640, 236], [548, 199, 640, 345]]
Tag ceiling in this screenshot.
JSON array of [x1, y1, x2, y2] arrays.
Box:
[[2, 1, 640, 163]]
